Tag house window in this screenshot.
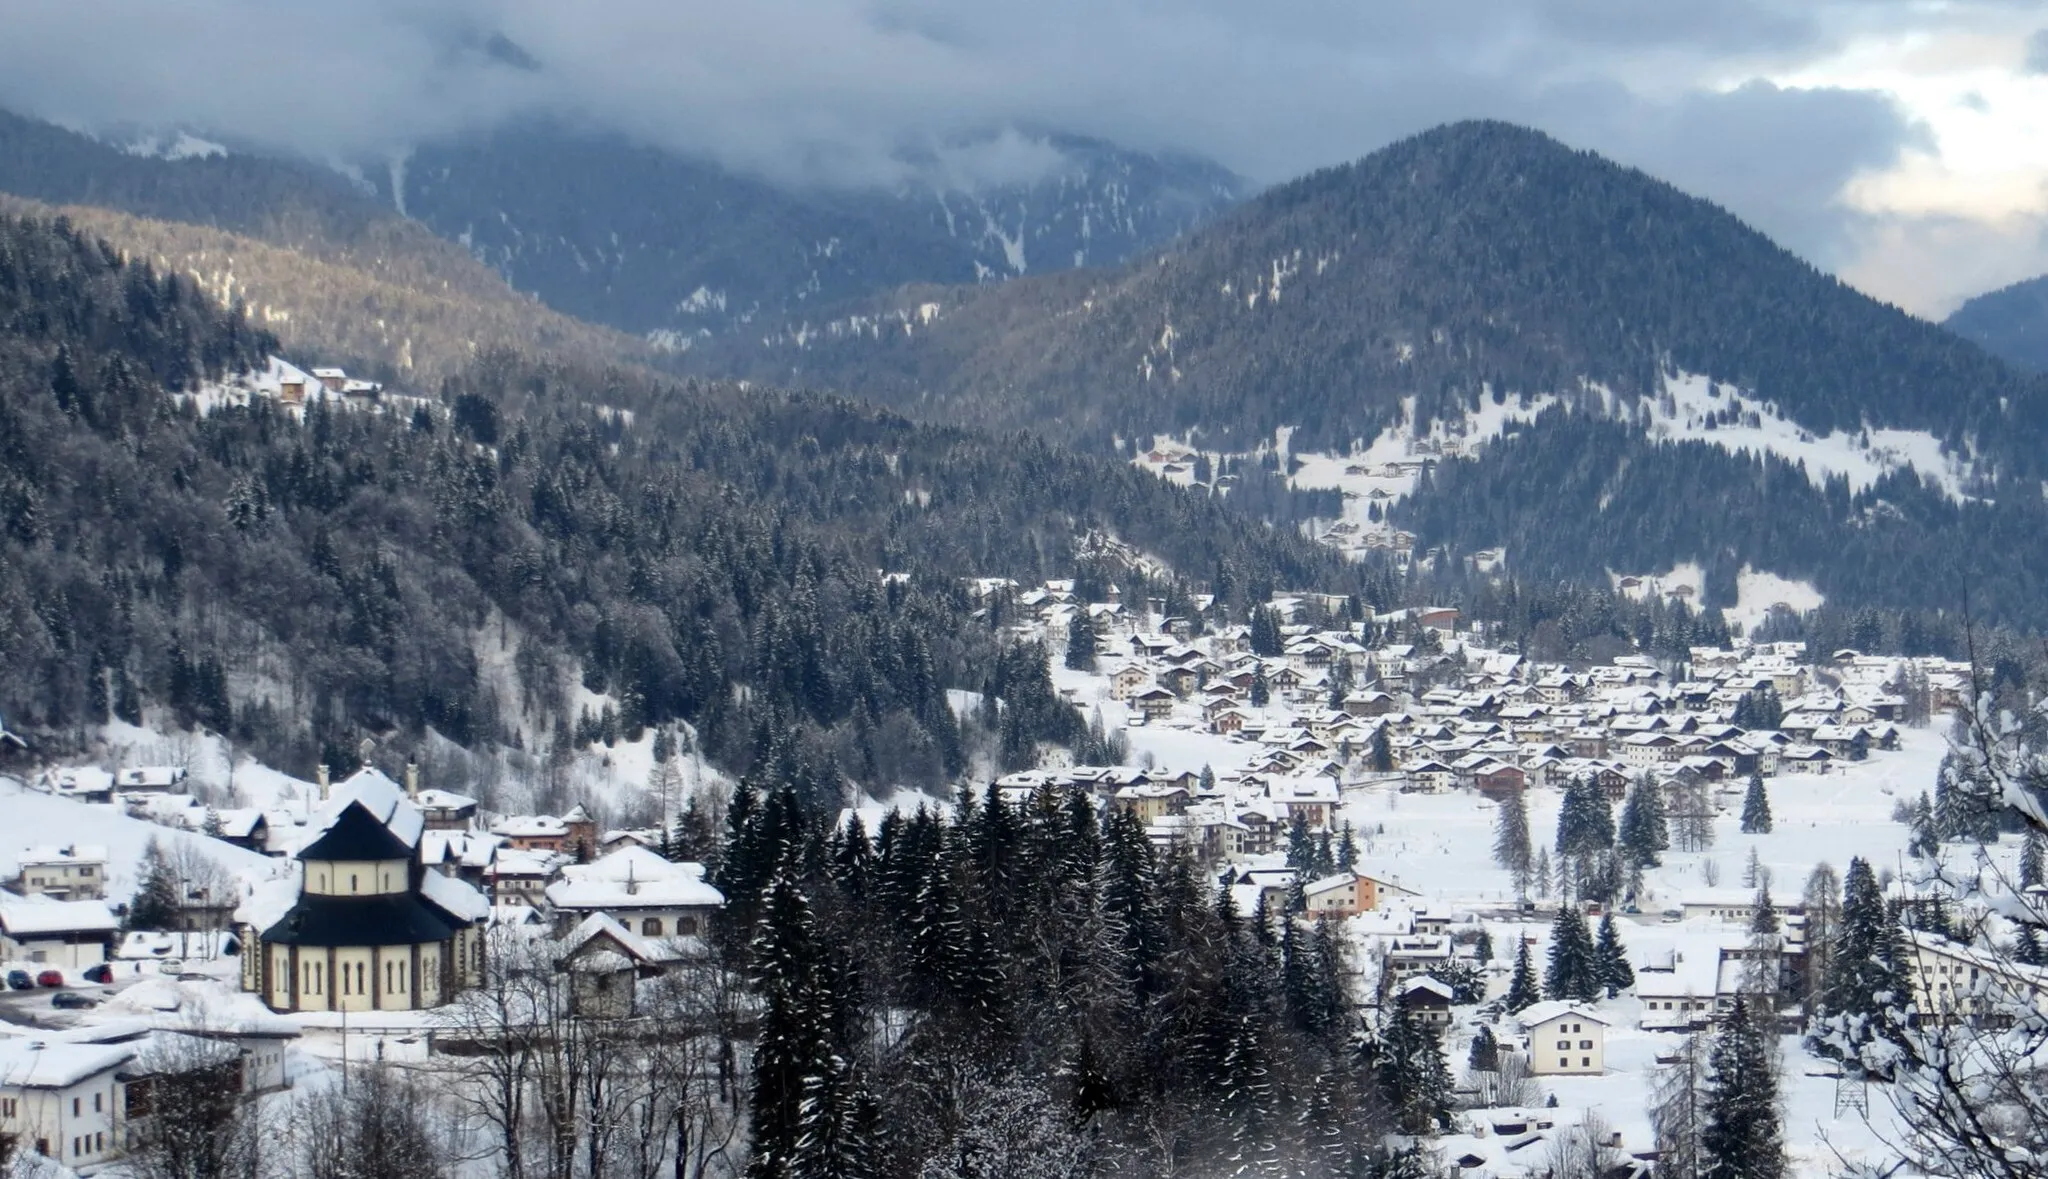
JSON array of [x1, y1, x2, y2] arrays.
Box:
[[351, 874, 359, 893], [94, 1093, 102, 1112], [73, 1097, 80, 1116], [1559, 1058, 1568, 1068], [643, 918, 663, 936], [1582, 1057, 1591, 1068], [678, 917, 699, 936], [1579, 1040, 1593, 1050], [1556, 1040, 1569, 1050]]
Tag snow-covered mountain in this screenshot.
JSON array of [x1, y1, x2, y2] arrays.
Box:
[[372, 121, 1246, 340]]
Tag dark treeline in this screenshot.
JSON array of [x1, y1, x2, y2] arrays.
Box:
[[711, 780, 1448, 1179], [1397, 407, 2048, 632], [699, 121, 2048, 474], [0, 213, 1366, 810]]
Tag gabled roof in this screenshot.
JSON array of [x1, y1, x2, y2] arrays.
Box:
[[298, 800, 414, 862], [1516, 1000, 1610, 1028], [261, 892, 461, 947]]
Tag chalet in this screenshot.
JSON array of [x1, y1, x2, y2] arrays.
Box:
[[311, 367, 348, 393], [0, 897, 118, 968], [1211, 708, 1248, 737], [555, 912, 689, 1018], [1473, 763, 1527, 800], [48, 768, 114, 803], [0, 1039, 135, 1170], [1903, 930, 2048, 1024], [1131, 687, 1178, 722], [1114, 785, 1190, 823], [1109, 664, 1152, 701], [1266, 781, 1338, 828], [1397, 976, 1456, 1026], [115, 766, 186, 794], [1403, 759, 1456, 793], [486, 848, 568, 908], [1303, 870, 1419, 917], [415, 789, 479, 831], [1383, 935, 1454, 982], [235, 767, 490, 1013], [544, 846, 725, 940], [12, 844, 108, 900], [1159, 666, 1198, 696], [1519, 1002, 1608, 1075]]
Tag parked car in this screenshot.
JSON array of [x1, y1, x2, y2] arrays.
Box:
[[156, 959, 184, 975], [35, 970, 64, 988], [81, 963, 114, 985], [51, 991, 96, 1010], [176, 973, 209, 982], [5, 970, 31, 991]]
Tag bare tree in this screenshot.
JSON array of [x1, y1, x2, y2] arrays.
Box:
[[294, 1062, 450, 1179], [123, 1032, 266, 1179], [1650, 1033, 1708, 1179], [1841, 673, 2048, 1178]]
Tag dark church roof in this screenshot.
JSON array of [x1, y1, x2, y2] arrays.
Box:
[[261, 892, 462, 948], [299, 802, 414, 862]]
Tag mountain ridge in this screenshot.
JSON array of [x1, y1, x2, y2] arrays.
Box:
[[1945, 273, 2048, 373]]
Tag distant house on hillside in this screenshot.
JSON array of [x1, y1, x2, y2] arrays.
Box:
[[1519, 1001, 1609, 1075]]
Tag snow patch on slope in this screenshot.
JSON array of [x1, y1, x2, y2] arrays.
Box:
[[1642, 372, 1972, 501]]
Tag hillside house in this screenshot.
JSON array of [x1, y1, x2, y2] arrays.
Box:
[[1397, 976, 1455, 1026], [1131, 688, 1178, 722], [555, 912, 688, 1018], [1520, 1002, 1609, 1075], [0, 897, 117, 968], [1303, 870, 1419, 917], [12, 845, 108, 900], [544, 846, 725, 940]]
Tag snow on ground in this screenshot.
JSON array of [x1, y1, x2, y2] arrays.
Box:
[[1645, 372, 1972, 502], [0, 775, 281, 899]]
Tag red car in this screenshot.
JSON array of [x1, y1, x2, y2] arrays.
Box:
[[81, 964, 114, 985], [35, 970, 63, 988]]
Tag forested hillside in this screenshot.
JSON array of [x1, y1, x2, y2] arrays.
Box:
[[1946, 273, 2048, 372], [698, 121, 2048, 474], [0, 213, 1362, 810], [382, 122, 1245, 339], [1394, 408, 2048, 629], [0, 112, 652, 383]]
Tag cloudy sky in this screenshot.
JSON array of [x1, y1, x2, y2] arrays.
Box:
[[1, 0, 2044, 317]]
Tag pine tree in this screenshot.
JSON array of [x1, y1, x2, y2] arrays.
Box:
[[1555, 776, 1614, 859], [1250, 669, 1271, 708], [1592, 913, 1634, 997], [2018, 925, 2047, 967], [748, 875, 825, 1179], [1285, 811, 1314, 874], [1064, 612, 1098, 671], [1813, 857, 1909, 1064], [1505, 940, 1541, 1013], [1545, 907, 1600, 1003], [2021, 829, 2044, 890], [1740, 773, 1773, 834], [1743, 889, 1782, 1004], [1336, 821, 1359, 873], [1375, 1011, 1452, 1134], [1531, 847, 1553, 899], [1617, 778, 1667, 868], [1370, 723, 1394, 773], [1493, 790, 1534, 895], [126, 838, 182, 931], [1467, 1025, 1500, 1073], [1249, 606, 1284, 657], [1700, 998, 1786, 1179]]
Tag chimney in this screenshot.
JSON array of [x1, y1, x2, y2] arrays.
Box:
[[405, 761, 420, 800], [316, 764, 330, 801]]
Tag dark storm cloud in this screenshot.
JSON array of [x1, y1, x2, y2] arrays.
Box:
[[0, 0, 1989, 272]]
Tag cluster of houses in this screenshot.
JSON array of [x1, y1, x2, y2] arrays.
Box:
[[231, 766, 725, 1017]]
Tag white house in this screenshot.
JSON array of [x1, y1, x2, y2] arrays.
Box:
[[12, 845, 109, 901], [1519, 1001, 1609, 1075], [0, 897, 118, 969], [544, 847, 725, 940], [0, 1038, 134, 1170]]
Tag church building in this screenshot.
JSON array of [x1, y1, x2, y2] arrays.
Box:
[[236, 768, 489, 1012]]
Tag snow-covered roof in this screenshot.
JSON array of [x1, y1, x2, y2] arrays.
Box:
[[1515, 1000, 1609, 1029], [0, 1039, 134, 1089], [413, 789, 476, 810], [301, 767, 424, 854], [421, 867, 491, 923], [0, 896, 118, 936], [15, 843, 108, 867], [544, 847, 724, 912]]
